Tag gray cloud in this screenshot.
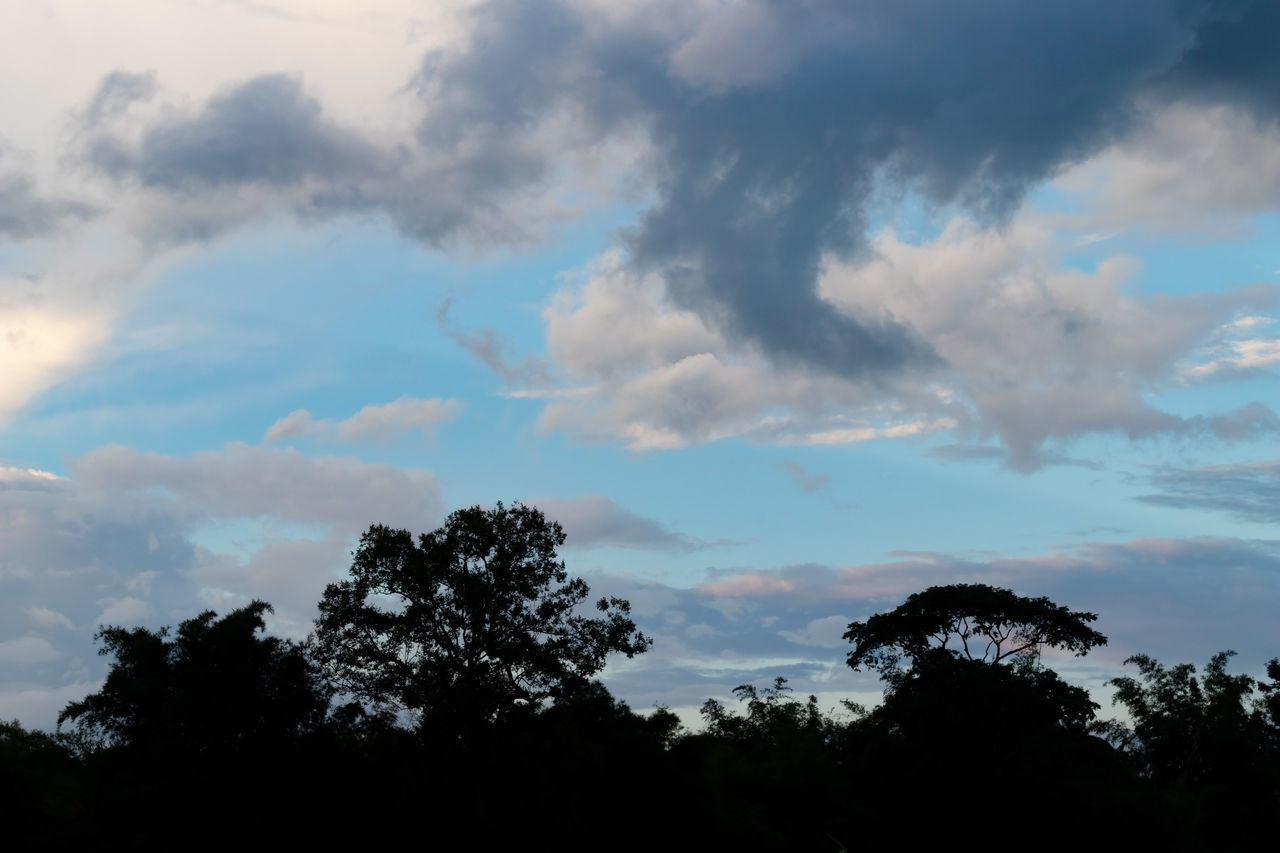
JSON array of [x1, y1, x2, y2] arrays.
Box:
[[0, 443, 448, 729], [532, 495, 718, 552], [74, 442, 443, 534], [1139, 458, 1280, 522], [587, 533, 1280, 716], [781, 460, 829, 492], [73, 68, 569, 247], [1196, 402, 1280, 441], [415, 0, 1280, 381], [1154, 0, 1280, 116], [0, 145, 95, 239], [81, 73, 383, 190], [80, 69, 157, 127], [73, 1, 1280, 383]]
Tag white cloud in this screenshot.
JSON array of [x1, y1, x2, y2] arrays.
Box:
[[0, 636, 61, 665], [265, 397, 463, 443], [264, 409, 316, 441], [1056, 104, 1280, 233], [25, 607, 75, 631], [0, 466, 66, 490], [535, 218, 1276, 467], [336, 397, 463, 441], [94, 596, 151, 627]]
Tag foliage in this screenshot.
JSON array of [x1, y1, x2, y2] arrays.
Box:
[[1108, 650, 1270, 785], [57, 600, 330, 754], [700, 677, 853, 748], [1105, 651, 1280, 850], [844, 583, 1107, 683], [310, 502, 651, 728]]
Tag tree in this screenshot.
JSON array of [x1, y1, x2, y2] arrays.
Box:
[[1106, 651, 1279, 850], [56, 601, 335, 848], [58, 600, 331, 754], [844, 583, 1107, 685], [842, 586, 1116, 840], [310, 502, 651, 729], [1108, 651, 1269, 786]]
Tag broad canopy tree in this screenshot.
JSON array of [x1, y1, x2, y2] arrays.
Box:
[[844, 582, 1107, 684], [845, 584, 1109, 739], [311, 502, 651, 729]]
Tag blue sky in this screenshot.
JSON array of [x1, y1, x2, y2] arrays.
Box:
[[3, 0, 1280, 728]]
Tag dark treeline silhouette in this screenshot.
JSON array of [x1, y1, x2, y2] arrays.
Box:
[[4, 503, 1279, 851]]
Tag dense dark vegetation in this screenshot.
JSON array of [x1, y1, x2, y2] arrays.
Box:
[[4, 503, 1278, 851]]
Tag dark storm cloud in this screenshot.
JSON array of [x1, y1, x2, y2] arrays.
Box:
[[1156, 0, 1280, 115], [415, 0, 1278, 378], [1139, 459, 1280, 523], [73, 1, 1280, 378]]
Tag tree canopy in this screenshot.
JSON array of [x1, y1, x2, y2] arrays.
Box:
[[844, 583, 1107, 681], [310, 502, 651, 728], [58, 600, 330, 754]]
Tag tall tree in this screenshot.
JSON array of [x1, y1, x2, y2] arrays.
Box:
[[310, 502, 651, 729]]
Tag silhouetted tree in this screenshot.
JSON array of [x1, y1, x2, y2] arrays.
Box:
[[59, 600, 330, 754], [844, 583, 1107, 684], [1106, 650, 1279, 849], [844, 585, 1116, 843], [1109, 651, 1272, 786], [1, 720, 88, 849], [311, 502, 651, 731], [55, 601, 333, 847]]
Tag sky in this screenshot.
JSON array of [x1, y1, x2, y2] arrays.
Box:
[[3, 0, 1280, 730]]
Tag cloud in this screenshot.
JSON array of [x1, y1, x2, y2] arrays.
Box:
[[0, 466, 67, 491], [0, 636, 62, 666], [67, 1, 1280, 386], [412, 0, 1280, 383], [1139, 459, 1280, 523], [536, 219, 1279, 467], [264, 409, 317, 441], [0, 298, 114, 425], [531, 495, 716, 551], [25, 607, 75, 631], [188, 537, 352, 636], [780, 461, 829, 493], [586, 533, 1280, 716], [74, 442, 444, 534], [265, 397, 463, 443], [0, 143, 95, 239], [94, 596, 151, 627], [336, 397, 463, 441], [1184, 315, 1280, 380], [0, 170, 94, 239], [1056, 103, 1280, 233], [80, 73, 384, 190], [72, 63, 604, 248], [0, 441, 448, 728]]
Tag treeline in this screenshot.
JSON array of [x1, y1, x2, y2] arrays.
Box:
[[3, 504, 1279, 851]]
